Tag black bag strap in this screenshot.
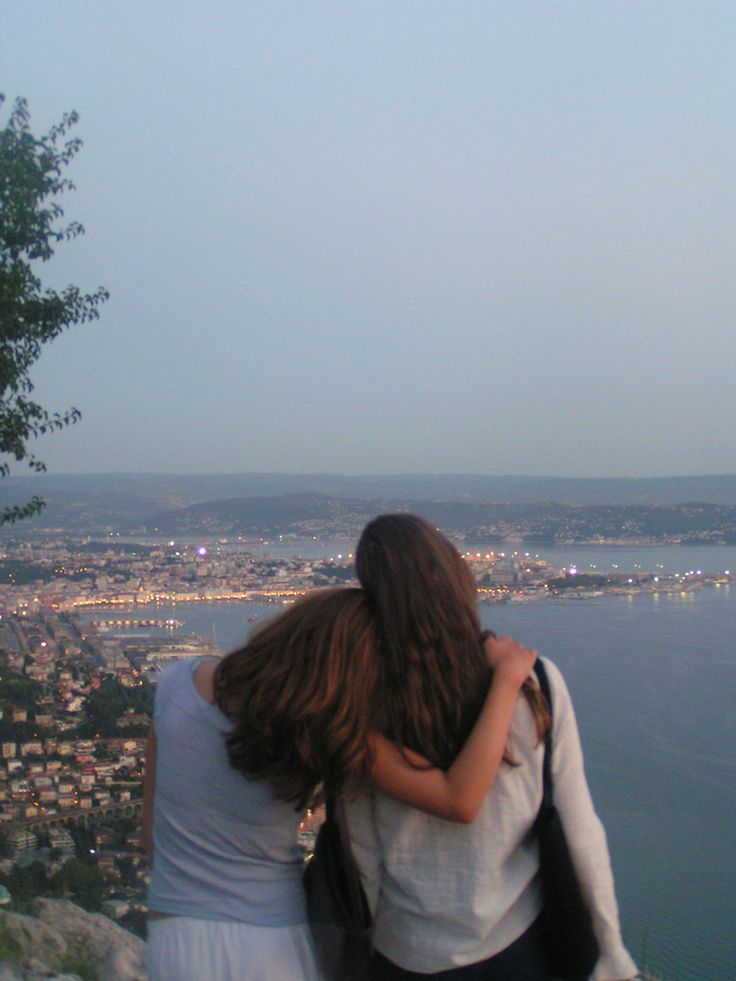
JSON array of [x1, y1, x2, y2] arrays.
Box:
[[325, 794, 353, 850], [534, 657, 554, 813], [322, 792, 372, 934], [325, 791, 336, 825]]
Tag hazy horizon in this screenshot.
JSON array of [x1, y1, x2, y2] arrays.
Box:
[[5, 469, 736, 480]]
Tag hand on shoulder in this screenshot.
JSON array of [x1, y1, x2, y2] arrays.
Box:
[[482, 632, 537, 687]]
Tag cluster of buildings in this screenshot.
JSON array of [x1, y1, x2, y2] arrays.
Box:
[[0, 605, 152, 921], [0, 729, 145, 824], [2, 534, 726, 627], [0, 611, 148, 826], [0, 536, 339, 919], [0, 537, 352, 613], [0, 536, 354, 839]]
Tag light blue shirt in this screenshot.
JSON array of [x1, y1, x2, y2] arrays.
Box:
[[148, 658, 306, 926]]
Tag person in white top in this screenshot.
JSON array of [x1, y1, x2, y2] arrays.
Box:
[[346, 514, 639, 981]]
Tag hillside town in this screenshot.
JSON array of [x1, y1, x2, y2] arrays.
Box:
[[0, 537, 374, 931], [1, 534, 729, 615]]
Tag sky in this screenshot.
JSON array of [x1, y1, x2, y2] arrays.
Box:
[[2, 1, 735, 478]]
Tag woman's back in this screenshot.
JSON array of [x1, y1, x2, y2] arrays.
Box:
[[347, 657, 637, 979], [347, 661, 543, 972], [148, 657, 306, 926], [145, 590, 380, 981]]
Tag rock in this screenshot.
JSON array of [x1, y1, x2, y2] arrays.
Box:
[[31, 899, 146, 979], [0, 958, 82, 981], [0, 900, 146, 980], [98, 944, 146, 981], [22, 957, 81, 980], [0, 908, 68, 959]]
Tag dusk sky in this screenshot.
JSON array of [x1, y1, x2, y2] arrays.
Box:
[[3, 2, 734, 478]]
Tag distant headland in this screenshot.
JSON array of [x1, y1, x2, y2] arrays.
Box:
[[1, 473, 736, 543]]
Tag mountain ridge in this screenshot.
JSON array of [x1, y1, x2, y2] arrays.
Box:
[[3, 474, 736, 535]]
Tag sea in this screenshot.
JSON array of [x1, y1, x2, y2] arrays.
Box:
[[96, 541, 736, 980]]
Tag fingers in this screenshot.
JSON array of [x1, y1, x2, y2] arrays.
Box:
[[483, 633, 537, 684]]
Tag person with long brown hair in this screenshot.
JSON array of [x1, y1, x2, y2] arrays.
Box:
[[347, 513, 638, 981], [144, 589, 374, 981], [143, 585, 534, 981]]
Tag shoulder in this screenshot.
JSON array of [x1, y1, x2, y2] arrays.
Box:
[[153, 658, 196, 711], [193, 658, 218, 704], [538, 656, 566, 691], [536, 657, 575, 716], [157, 656, 195, 687]]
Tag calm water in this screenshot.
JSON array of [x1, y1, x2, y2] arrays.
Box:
[[111, 534, 736, 575], [103, 563, 736, 979], [483, 587, 736, 981]]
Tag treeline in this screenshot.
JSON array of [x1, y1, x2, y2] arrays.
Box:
[[0, 560, 96, 585], [80, 677, 153, 738], [0, 665, 153, 739], [0, 669, 47, 739]]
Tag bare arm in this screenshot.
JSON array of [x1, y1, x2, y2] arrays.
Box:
[[142, 725, 157, 866], [371, 635, 536, 823]]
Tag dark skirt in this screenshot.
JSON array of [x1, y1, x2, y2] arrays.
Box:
[[368, 915, 556, 981]]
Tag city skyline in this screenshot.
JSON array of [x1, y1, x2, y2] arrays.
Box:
[[2, 2, 735, 479]]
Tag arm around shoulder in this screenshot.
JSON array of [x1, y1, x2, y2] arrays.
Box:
[[371, 636, 536, 822]]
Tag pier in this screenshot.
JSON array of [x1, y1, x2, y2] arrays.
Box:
[[91, 617, 182, 630]]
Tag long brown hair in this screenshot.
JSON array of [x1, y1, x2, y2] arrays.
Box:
[[214, 588, 377, 809], [356, 513, 548, 768]]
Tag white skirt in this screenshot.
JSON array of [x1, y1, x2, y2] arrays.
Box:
[[146, 916, 325, 981]]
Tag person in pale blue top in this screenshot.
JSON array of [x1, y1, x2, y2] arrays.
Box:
[[144, 584, 536, 981], [147, 658, 307, 923]]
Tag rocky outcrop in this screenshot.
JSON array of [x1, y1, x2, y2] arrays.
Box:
[[0, 899, 145, 980]]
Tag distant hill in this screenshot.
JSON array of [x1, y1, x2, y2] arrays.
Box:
[[1, 473, 736, 535], [138, 495, 736, 544]]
